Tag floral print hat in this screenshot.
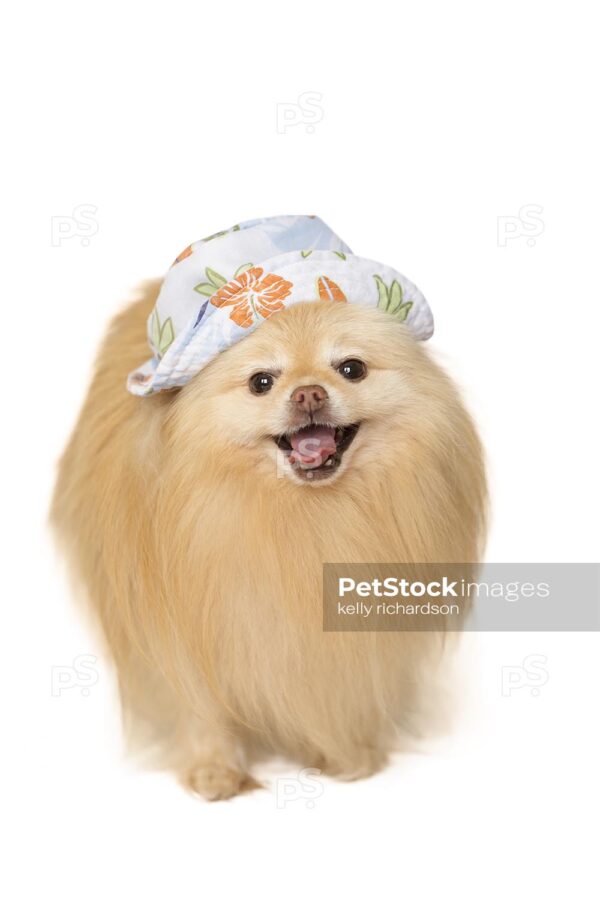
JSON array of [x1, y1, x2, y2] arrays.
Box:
[[128, 215, 434, 395]]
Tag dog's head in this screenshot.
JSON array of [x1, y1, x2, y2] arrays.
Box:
[[171, 301, 457, 487]]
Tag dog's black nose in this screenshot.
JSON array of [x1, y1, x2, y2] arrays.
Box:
[[290, 384, 328, 414]]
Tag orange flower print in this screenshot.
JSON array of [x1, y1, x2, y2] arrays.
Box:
[[316, 275, 347, 303], [210, 267, 293, 328], [171, 244, 193, 266]]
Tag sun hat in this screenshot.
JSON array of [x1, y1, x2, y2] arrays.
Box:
[[127, 215, 434, 395]]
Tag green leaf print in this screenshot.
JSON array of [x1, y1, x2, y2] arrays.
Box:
[[201, 229, 228, 243], [194, 283, 217, 296], [333, 250, 347, 260], [388, 280, 403, 313], [374, 275, 390, 310], [158, 317, 174, 354], [374, 275, 413, 321], [205, 267, 227, 288], [301, 250, 313, 258], [202, 224, 240, 243], [151, 309, 161, 349], [194, 263, 254, 297], [395, 301, 413, 322], [151, 310, 175, 357]]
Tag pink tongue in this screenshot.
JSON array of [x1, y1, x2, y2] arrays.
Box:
[[289, 425, 337, 468]]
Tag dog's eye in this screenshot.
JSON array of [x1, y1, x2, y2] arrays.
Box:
[[337, 358, 367, 381], [249, 372, 275, 394]]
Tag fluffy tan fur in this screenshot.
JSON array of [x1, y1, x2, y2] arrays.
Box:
[[51, 280, 486, 799]]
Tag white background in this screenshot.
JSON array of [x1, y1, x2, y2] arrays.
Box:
[[2, 1, 599, 898]]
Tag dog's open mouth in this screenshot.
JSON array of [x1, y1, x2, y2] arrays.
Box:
[[273, 423, 360, 481]]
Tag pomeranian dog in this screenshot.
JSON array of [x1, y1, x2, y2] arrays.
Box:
[[52, 279, 486, 800]]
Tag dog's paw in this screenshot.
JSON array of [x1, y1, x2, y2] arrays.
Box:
[[186, 764, 261, 801]]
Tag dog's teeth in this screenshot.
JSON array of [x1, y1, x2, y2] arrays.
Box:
[[325, 459, 334, 466]]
